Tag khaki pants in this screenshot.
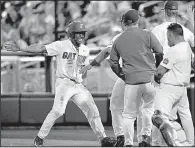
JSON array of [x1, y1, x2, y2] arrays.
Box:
[[123, 82, 156, 146]]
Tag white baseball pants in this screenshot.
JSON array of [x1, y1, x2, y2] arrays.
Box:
[[123, 82, 156, 146], [37, 77, 106, 141], [153, 87, 194, 146], [152, 83, 185, 146], [110, 78, 145, 143]]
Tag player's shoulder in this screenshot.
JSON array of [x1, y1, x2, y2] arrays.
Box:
[[53, 39, 70, 46], [112, 32, 123, 42], [152, 22, 170, 32]]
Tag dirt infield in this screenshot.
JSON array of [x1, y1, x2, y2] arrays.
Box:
[[1, 126, 138, 147]]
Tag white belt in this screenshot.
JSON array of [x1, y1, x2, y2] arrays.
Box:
[[162, 83, 186, 87]]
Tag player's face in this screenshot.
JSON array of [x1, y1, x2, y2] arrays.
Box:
[[167, 31, 175, 47], [74, 32, 85, 44]]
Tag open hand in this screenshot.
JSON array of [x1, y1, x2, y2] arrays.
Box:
[[186, 4, 194, 22], [79, 64, 92, 74], [3, 40, 20, 52]]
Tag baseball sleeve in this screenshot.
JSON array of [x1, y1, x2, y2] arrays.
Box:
[[45, 41, 61, 56], [160, 49, 178, 70]]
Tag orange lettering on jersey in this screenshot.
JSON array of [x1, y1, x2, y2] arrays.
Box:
[[62, 52, 76, 60], [77, 55, 86, 64]]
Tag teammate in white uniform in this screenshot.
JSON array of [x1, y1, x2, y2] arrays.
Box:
[[80, 33, 148, 146], [151, 23, 192, 146], [151, 1, 194, 146], [3, 21, 115, 147]]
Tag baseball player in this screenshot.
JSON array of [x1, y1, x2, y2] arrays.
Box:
[[151, 1, 194, 146], [151, 23, 192, 146], [109, 9, 163, 146], [80, 30, 146, 146], [3, 21, 116, 147]]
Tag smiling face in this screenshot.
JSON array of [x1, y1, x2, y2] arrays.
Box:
[[74, 32, 86, 44], [70, 31, 86, 47]]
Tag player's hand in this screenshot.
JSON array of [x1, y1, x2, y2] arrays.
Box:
[[79, 64, 92, 74], [3, 40, 20, 52], [186, 5, 194, 22], [151, 75, 160, 88], [181, 5, 194, 22]]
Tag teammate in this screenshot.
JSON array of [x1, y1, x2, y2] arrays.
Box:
[[109, 9, 163, 146], [3, 21, 115, 147], [151, 1, 194, 146], [151, 23, 192, 146]]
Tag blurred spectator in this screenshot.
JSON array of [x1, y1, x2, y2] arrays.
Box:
[[1, 1, 193, 47]]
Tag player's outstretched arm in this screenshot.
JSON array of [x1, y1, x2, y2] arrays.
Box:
[[79, 47, 111, 74], [3, 39, 47, 54]]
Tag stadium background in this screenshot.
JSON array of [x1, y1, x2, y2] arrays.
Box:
[[1, 0, 194, 129]]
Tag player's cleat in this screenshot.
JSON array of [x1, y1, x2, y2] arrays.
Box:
[[114, 135, 125, 147], [100, 136, 116, 147], [138, 135, 151, 147], [34, 136, 44, 147]]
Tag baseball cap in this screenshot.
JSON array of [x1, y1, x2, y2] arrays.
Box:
[[121, 9, 139, 24], [163, 1, 178, 10]]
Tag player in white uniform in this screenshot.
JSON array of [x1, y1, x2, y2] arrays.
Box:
[[151, 1, 194, 146], [3, 21, 115, 147], [151, 23, 192, 146]]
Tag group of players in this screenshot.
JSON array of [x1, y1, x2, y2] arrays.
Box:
[[3, 1, 194, 147]]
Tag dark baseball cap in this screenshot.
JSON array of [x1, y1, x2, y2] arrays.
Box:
[[163, 1, 178, 10], [121, 9, 139, 24]]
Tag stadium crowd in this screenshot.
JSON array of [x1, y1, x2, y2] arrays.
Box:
[[1, 1, 193, 48]]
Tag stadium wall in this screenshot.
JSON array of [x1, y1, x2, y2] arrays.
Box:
[[1, 88, 194, 126]]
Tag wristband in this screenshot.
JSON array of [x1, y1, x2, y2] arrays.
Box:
[[90, 59, 99, 66]]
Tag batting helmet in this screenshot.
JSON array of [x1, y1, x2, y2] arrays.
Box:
[[67, 21, 87, 35]]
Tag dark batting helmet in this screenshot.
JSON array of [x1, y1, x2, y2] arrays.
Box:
[[66, 21, 87, 38]]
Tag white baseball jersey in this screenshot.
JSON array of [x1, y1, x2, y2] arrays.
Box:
[[152, 22, 194, 54], [160, 42, 192, 86], [45, 39, 90, 82]]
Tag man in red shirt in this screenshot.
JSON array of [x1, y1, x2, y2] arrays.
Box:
[[109, 9, 163, 146]]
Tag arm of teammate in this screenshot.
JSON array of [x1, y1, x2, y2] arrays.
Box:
[[79, 46, 111, 74], [151, 50, 177, 86], [151, 65, 169, 87], [109, 43, 125, 80]]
